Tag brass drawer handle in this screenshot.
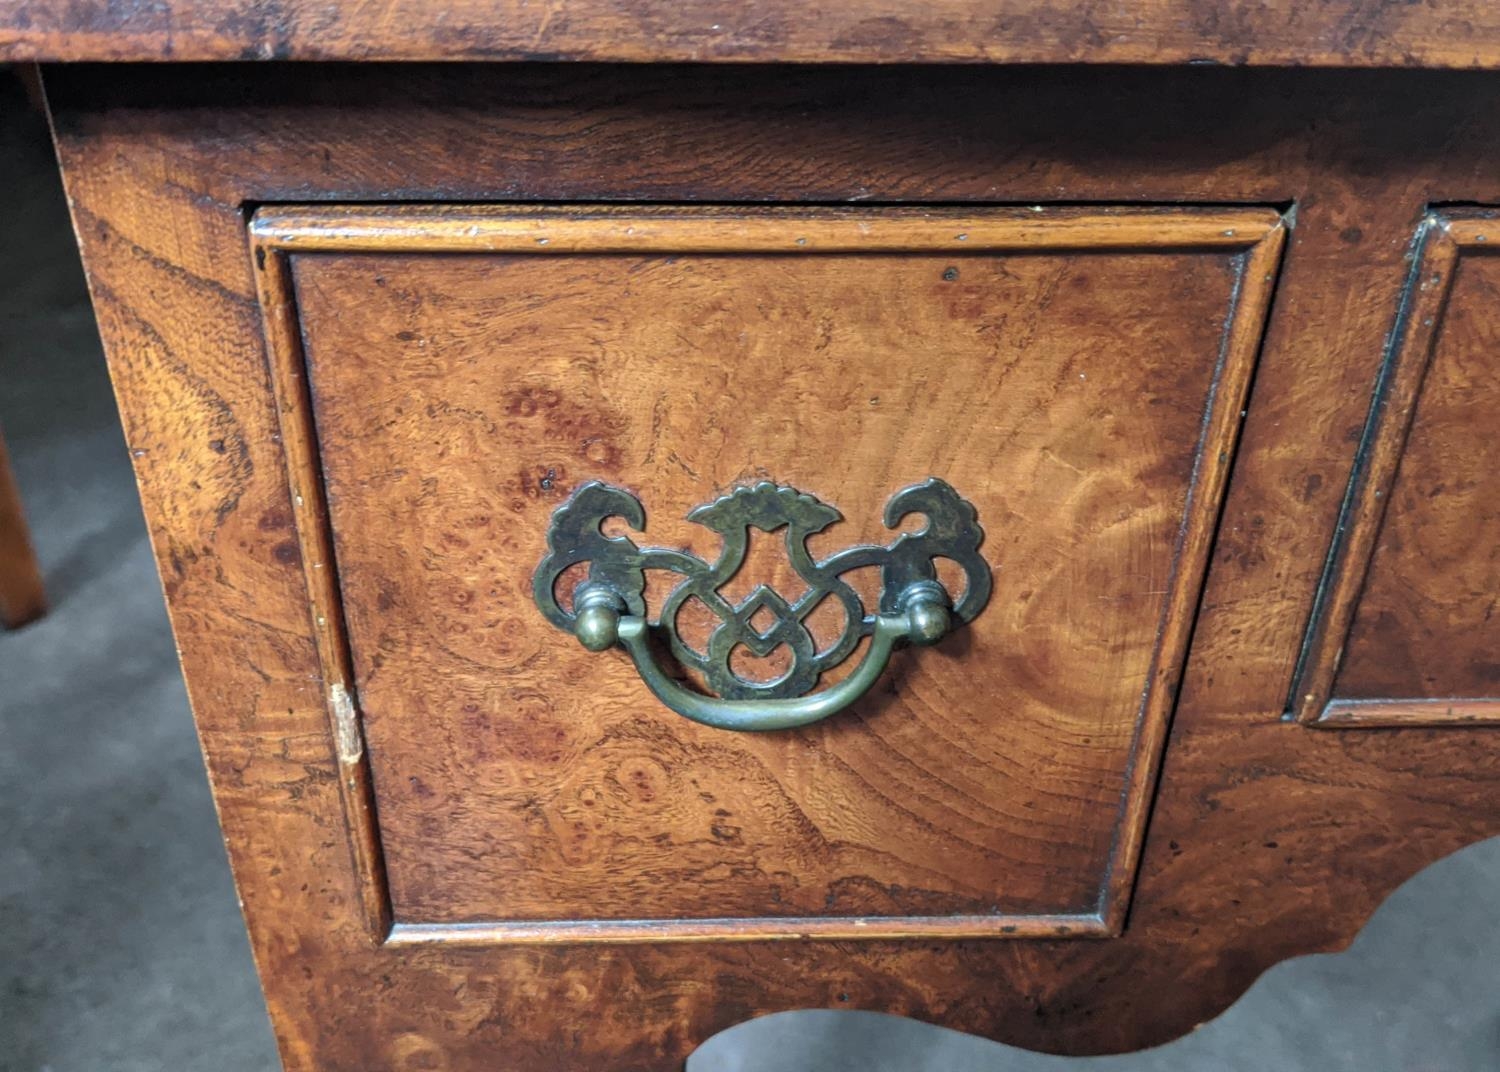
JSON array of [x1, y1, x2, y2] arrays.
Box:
[[533, 480, 992, 732]]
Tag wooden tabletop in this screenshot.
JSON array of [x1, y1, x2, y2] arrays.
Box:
[[4, 0, 1500, 68]]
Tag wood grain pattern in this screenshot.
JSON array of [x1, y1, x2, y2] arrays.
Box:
[[1294, 210, 1500, 727], [0, 426, 45, 628], [250, 205, 1282, 942], [45, 64, 1500, 1066], [8, 0, 1500, 67]]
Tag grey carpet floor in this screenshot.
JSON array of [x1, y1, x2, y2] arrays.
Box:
[[1, 71, 1497, 1072]]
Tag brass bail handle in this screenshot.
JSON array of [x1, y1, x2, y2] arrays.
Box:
[[568, 578, 951, 732], [533, 479, 992, 732]]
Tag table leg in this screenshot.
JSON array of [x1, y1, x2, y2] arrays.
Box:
[[0, 427, 45, 628]]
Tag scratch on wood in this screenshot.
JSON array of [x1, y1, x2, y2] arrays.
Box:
[[329, 682, 363, 763]]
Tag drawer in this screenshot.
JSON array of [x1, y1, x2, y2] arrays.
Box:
[[250, 203, 1284, 942], [1295, 209, 1500, 727]]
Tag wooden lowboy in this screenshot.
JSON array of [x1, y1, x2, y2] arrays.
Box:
[[6, 7, 1500, 1067]]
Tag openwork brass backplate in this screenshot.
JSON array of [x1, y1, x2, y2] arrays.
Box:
[[533, 479, 992, 731]]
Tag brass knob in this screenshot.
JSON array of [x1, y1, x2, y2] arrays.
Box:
[[571, 584, 623, 652]]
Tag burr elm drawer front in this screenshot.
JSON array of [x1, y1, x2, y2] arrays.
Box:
[[249, 204, 1284, 943]]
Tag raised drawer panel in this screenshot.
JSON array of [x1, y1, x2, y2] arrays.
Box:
[[250, 205, 1284, 941]]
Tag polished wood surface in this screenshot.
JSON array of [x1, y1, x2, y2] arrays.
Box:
[[1295, 210, 1500, 727], [45, 64, 1500, 1068], [0, 427, 45, 628], [252, 205, 1281, 942], [7, 0, 1500, 67]]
